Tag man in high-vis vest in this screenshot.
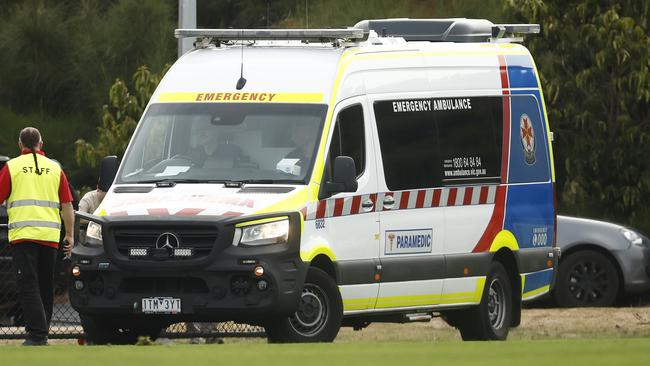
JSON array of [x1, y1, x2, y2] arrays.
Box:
[[0, 127, 74, 346]]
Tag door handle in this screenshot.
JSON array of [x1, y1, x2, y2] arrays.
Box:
[[361, 199, 374, 211], [383, 195, 395, 209]]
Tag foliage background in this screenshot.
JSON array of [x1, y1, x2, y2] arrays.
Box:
[[0, 0, 648, 232]]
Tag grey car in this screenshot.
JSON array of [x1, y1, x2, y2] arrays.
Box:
[[554, 215, 650, 307]]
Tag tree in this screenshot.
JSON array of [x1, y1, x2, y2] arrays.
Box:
[[75, 65, 169, 168], [505, 0, 650, 230]]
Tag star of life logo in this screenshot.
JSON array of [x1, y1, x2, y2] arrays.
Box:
[[519, 114, 536, 165]]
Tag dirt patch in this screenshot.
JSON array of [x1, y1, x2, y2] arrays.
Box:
[[335, 307, 650, 342]]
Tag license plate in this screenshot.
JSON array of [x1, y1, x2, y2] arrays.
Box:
[[141, 297, 181, 314]]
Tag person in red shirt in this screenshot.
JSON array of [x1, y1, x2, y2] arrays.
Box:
[[0, 127, 74, 346]]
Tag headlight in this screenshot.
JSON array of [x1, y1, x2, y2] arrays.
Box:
[[86, 221, 103, 241], [233, 219, 289, 246], [620, 228, 643, 246]]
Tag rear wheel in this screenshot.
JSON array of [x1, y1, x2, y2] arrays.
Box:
[[81, 315, 164, 345], [451, 262, 513, 341], [553, 250, 619, 307], [265, 267, 342, 343]]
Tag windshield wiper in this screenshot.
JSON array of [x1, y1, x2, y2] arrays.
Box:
[[224, 179, 303, 187], [135, 179, 226, 186]]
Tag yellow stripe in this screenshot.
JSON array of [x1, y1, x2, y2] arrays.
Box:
[[253, 186, 312, 215], [343, 277, 486, 311], [300, 245, 336, 262], [523, 284, 550, 299], [309, 49, 360, 188], [157, 92, 323, 103], [530, 57, 556, 182], [234, 216, 288, 228], [489, 230, 520, 252]]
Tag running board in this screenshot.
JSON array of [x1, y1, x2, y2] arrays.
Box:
[[405, 313, 433, 322]]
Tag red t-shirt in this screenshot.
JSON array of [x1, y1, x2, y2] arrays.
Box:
[[0, 149, 73, 248]]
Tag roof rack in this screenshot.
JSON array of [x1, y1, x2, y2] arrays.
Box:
[[354, 18, 539, 43], [174, 28, 368, 43]]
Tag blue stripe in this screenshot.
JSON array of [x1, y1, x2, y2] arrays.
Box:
[[524, 268, 553, 293], [505, 55, 537, 88]]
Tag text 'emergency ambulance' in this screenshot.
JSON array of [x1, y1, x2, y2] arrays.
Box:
[[392, 98, 472, 113]]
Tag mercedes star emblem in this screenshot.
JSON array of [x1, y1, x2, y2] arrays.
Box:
[[155, 232, 180, 250]]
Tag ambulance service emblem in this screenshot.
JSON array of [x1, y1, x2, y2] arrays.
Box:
[[519, 114, 536, 165]]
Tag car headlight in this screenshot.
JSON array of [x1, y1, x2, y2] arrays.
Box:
[[233, 218, 289, 246], [86, 221, 103, 242], [620, 228, 643, 246]]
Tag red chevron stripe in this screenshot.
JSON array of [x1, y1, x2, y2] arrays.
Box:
[[463, 187, 473, 205], [415, 190, 426, 208]]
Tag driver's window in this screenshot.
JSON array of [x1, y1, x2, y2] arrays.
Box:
[[325, 104, 365, 180]]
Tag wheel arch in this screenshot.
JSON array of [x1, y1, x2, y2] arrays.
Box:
[[310, 254, 337, 283], [493, 248, 521, 327]]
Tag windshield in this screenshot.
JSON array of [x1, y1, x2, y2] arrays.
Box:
[[117, 103, 327, 184]]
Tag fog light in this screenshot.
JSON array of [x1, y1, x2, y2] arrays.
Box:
[[72, 265, 81, 277], [257, 279, 268, 291], [129, 248, 148, 257], [173, 248, 193, 257], [74, 280, 84, 291], [253, 266, 264, 277]]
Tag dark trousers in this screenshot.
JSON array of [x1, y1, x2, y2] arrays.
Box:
[[11, 242, 57, 340]]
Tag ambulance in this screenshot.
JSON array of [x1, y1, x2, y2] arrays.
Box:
[[71, 18, 559, 343]]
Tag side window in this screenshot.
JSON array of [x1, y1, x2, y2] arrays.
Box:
[[326, 104, 365, 178], [437, 97, 502, 186], [374, 97, 503, 191], [374, 100, 439, 191]]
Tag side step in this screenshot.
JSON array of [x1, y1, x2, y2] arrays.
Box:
[[404, 313, 433, 322]]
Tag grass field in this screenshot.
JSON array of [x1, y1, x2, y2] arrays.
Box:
[[2, 338, 650, 366], [3, 308, 650, 365]]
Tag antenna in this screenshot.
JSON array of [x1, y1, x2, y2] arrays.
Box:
[[236, 29, 247, 90]]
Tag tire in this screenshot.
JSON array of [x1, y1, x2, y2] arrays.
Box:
[[81, 315, 163, 345], [264, 267, 342, 343], [553, 250, 619, 307], [455, 261, 513, 341]]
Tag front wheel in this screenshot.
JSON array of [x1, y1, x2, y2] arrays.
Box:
[[451, 261, 513, 341], [265, 267, 342, 343]]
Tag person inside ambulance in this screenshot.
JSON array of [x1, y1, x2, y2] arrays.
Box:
[[187, 119, 245, 169], [276, 122, 317, 176]]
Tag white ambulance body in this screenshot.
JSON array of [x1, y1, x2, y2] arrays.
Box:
[[72, 19, 558, 343]]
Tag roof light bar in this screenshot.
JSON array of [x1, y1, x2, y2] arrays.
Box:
[[174, 28, 368, 42], [491, 24, 540, 40]]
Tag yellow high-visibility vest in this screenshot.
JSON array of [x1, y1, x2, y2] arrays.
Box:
[[6, 153, 62, 243]]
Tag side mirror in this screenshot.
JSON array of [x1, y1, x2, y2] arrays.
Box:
[[98, 156, 118, 192], [324, 156, 358, 195]]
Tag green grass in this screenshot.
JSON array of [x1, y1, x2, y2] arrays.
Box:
[[2, 338, 650, 366]]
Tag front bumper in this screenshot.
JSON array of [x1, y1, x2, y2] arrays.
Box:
[[615, 240, 650, 294], [69, 211, 307, 323]]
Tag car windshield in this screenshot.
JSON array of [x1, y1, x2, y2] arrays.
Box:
[[117, 103, 327, 184]]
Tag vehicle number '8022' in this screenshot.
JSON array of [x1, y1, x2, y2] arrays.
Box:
[[532, 227, 548, 246]]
